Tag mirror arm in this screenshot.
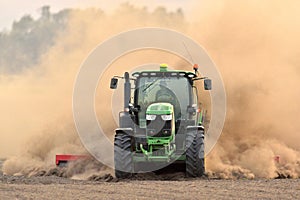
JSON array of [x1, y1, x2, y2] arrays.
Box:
[[193, 77, 208, 81], [113, 75, 123, 79], [113, 75, 136, 81]]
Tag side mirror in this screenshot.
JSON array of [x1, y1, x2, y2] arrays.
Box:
[[204, 79, 212, 90], [110, 78, 118, 89]]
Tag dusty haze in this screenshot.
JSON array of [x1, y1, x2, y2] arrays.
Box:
[[1, 1, 300, 178]]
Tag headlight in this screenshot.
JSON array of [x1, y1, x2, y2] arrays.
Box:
[[161, 114, 172, 120], [146, 114, 156, 120]]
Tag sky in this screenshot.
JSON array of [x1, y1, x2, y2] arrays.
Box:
[[0, 0, 196, 31]]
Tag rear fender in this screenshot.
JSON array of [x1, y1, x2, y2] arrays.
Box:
[[119, 112, 134, 128], [115, 128, 133, 136], [186, 125, 205, 137]]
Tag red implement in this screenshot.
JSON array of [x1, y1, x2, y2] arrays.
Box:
[[55, 154, 90, 166]]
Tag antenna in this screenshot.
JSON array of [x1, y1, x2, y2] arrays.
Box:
[[182, 41, 194, 64], [182, 41, 199, 75]]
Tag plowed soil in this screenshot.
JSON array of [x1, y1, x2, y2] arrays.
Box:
[[1, 160, 300, 200]]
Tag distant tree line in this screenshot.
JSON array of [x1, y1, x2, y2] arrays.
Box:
[[0, 4, 185, 74], [0, 6, 70, 73]]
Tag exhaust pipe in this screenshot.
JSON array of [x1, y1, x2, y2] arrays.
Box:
[[124, 72, 131, 111]]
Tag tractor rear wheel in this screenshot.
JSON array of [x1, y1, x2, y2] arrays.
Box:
[[114, 133, 133, 179], [185, 130, 205, 177]]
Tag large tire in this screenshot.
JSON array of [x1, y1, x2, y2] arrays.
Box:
[[114, 134, 133, 179], [185, 130, 205, 177]]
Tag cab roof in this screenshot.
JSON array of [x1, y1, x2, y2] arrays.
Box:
[[132, 65, 197, 79]]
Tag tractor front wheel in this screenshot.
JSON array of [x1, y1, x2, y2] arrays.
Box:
[[114, 133, 133, 179], [185, 130, 205, 177]]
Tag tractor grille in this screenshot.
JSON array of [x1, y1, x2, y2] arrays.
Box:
[[152, 148, 165, 156], [146, 116, 172, 137]]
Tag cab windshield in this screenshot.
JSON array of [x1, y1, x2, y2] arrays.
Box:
[[136, 76, 192, 126]]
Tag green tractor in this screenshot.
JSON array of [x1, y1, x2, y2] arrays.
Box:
[[110, 64, 211, 178]]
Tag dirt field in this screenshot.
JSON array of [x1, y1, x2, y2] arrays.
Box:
[[1, 158, 299, 200], [1, 176, 300, 200]]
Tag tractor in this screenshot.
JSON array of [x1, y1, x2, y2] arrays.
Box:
[[110, 64, 211, 178]]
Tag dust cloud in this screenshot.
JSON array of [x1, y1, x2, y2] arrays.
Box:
[[1, 1, 300, 179], [1, 4, 187, 177], [194, 0, 300, 178]]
